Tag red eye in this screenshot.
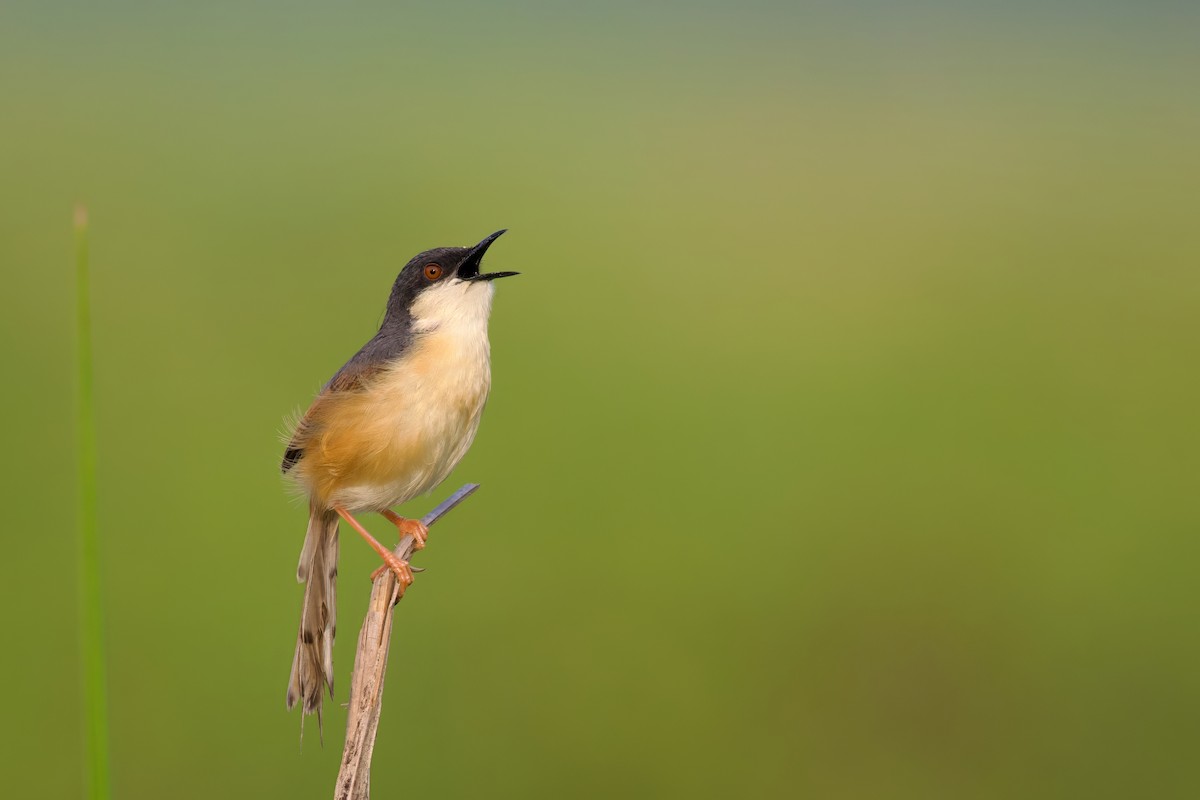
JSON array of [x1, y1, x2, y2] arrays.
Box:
[[424, 263, 443, 281]]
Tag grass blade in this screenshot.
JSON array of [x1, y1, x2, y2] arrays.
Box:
[[75, 206, 110, 800]]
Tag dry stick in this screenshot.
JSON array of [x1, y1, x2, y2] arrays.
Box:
[[335, 483, 480, 800]]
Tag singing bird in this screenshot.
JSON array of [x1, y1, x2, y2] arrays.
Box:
[[282, 229, 517, 726]]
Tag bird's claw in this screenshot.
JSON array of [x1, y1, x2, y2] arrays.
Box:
[[370, 555, 414, 590]]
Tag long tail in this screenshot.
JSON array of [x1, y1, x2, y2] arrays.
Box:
[[286, 506, 340, 738]]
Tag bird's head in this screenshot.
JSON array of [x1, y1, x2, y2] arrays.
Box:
[[385, 230, 517, 329]]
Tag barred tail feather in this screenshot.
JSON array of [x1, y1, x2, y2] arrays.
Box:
[[286, 507, 339, 739]]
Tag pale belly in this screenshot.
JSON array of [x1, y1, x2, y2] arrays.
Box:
[[302, 327, 492, 512], [331, 403, 486, 511]]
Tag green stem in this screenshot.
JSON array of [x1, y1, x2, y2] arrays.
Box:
[[76, 206, 110, 800]]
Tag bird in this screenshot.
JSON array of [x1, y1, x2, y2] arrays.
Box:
[[281, 229, 517, 730]]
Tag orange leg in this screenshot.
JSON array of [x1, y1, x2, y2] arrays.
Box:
[[334, 507, 414, 594], [368, 510, 431, 582], [380, 509, 429, 551]]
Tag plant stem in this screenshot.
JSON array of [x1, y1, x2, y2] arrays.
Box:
[[75, 206, 110, 800]]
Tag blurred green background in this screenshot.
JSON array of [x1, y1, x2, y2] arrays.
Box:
[[4, 2, 1199, 797]]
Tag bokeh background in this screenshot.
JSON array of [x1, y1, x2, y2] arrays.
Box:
[[4, 2, 1199, 798]]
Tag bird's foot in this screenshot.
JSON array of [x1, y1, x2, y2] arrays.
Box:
[[333, 506, 418, 593], [370, 552, 414, 593], [381, 509, 429, 551]]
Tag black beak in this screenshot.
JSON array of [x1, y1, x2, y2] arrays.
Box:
[[459, 229, 519, 282]]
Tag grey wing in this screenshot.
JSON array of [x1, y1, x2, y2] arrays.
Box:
[[281, 324, 412, 473], [281, 358, 384, 473]]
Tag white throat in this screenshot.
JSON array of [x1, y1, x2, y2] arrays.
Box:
[[411, 279, 495, 340]]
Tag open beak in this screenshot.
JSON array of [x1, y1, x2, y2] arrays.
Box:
[[459, 229, 519, 282]]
